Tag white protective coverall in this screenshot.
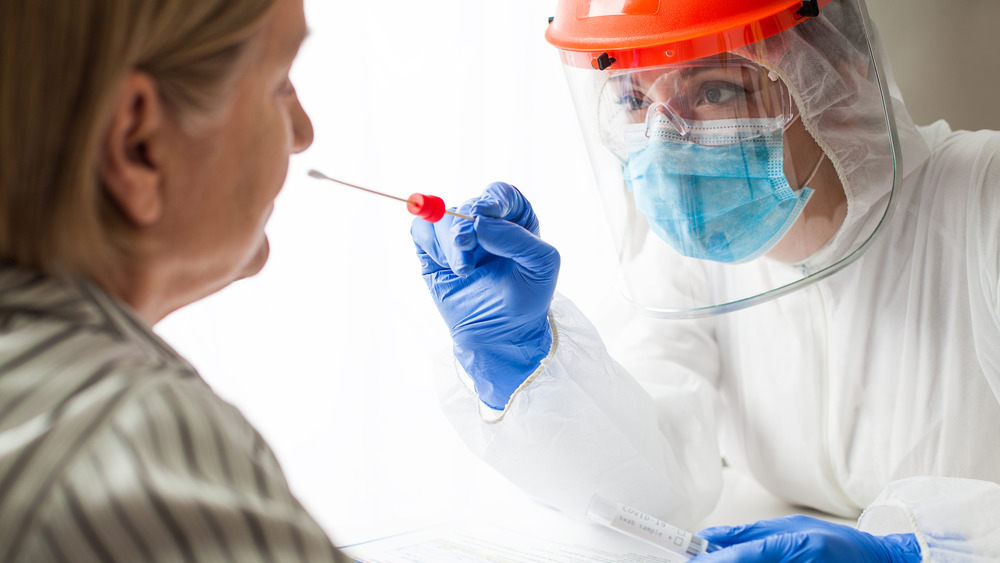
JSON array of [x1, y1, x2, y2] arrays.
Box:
[[435, 3, 1000, 561]]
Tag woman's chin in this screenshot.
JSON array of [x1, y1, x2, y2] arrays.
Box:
[[238, 236, 270, 281]]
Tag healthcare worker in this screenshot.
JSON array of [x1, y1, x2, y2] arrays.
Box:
[[411, 0, 1000, 560]]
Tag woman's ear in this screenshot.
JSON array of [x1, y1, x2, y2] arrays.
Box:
[[100, 72, 164, 227]]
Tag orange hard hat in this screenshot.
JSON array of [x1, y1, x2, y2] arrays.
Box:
[[545, 0, 833, 70]]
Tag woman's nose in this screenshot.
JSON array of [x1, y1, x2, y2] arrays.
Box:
[[291, 97, 314, 154]]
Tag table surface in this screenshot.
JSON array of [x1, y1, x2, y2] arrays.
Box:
[[334, 467, 857, 551]]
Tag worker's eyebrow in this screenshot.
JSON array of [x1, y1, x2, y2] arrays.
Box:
[[608, 74, 642, 93]]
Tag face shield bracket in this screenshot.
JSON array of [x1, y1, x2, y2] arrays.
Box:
[[593, 52, 617, 71], [796, 0, 821, 19]]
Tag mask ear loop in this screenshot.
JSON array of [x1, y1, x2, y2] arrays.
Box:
[[783, 111, 801, 132], [798, 149, 826, 190], [781, 110, 824, 189]]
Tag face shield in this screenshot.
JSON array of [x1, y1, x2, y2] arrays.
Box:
[[547, 0, 902, 318]]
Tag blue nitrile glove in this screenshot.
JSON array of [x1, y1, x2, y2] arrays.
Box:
[[693, 515, 921, 562], [411, 182, 560, 410]]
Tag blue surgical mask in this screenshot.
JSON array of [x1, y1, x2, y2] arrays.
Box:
[[624, 118, 813, 264]]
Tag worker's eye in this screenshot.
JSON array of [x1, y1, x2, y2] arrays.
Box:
[[695, 81, 743, 106], [616, 93, 650, 112]]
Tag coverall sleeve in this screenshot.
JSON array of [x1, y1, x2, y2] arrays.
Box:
[[856, 130, 1000, 561], [858, 477, 1000, 561], [18, 375, 350, 563], [436, 293, 724, 529]]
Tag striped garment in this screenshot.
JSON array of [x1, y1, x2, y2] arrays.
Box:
[[0, 264, 350, 562]]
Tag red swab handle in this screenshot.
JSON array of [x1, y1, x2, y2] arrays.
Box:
[[407, 193, 446, 222]]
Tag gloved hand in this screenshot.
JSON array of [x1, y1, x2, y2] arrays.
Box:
[[411, 182, 560, 410], [693, 515, 921, 562]]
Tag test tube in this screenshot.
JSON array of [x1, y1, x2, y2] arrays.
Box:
[[586, 495, 719, 560]]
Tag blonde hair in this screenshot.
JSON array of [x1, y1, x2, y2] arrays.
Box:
[[0, 0, 275, 276]]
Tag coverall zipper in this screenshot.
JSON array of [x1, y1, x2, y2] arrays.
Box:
[[813, 281, 856, 512]]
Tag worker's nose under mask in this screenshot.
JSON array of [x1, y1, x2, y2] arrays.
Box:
[[623, 117, 813, 264]]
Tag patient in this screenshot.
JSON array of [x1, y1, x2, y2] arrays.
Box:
[[0, 0, 351, 560]]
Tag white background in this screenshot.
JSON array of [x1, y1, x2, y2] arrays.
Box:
[[155, 0, 997, 547]]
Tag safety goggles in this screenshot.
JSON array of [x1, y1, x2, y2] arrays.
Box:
[[598, 56, 796, 155]]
